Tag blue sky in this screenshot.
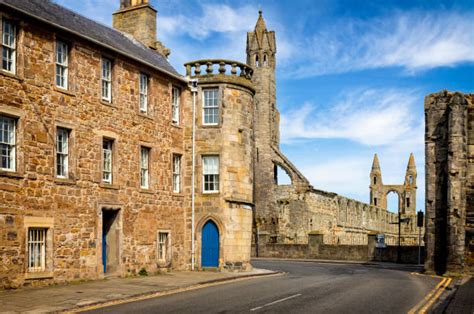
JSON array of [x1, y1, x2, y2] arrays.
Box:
[[55, 0, 474, 212]]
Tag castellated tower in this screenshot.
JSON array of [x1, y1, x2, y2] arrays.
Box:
[[369, 153, 417, 215]]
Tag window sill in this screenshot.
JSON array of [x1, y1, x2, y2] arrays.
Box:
[[172, 192, 184, 197], [100, 99, 115, 107], [99, 183, 120, 190], [53, 86, 76, 97], [171, 122, 183, 129], [139, 188, 154, 194], [0, 170, 24, 179], [202, 191, 220, 196], [201, 124, 221, 129], [54, 177, 76, 185], [138, 112, 154, 120], [25, 271, 54, 280], [0, 70, 23, 82]]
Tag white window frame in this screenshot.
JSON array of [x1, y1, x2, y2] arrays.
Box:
[[140, 146, 150, 189], [139, 73, 148, 113], [202, 89, 219, 126], [55, 41, 69, 89], [202, 155, 219, 193], [102, 139, 113, 183], [158, 231, 170, 263], [101, 58, 112, 102], [172, 87, 180, 124], [27, 228, 47, 273], [56, 127, 69, 178], [0, 115, 16, 171], [1, 18, 16, 74], [172, 154, 181, 193]]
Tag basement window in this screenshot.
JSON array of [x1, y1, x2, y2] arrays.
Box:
[[27, 228, 48, 272]]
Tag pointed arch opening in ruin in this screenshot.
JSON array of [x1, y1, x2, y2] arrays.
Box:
[[386, 191, 400, 213], [274, 163, 292, 185]]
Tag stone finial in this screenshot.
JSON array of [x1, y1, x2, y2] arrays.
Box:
[[371, 154, 381, 170], [407, 153, 416, 171]]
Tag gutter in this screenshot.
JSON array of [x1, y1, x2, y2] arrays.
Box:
[[1, 2, 187, 84]]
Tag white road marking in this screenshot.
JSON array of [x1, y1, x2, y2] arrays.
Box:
[[250, 293, 302, 311]]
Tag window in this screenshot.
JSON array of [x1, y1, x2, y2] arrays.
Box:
[[101, 58, 112, 102], [173, 154, 181, 193], [56, 127, 69, 178], [202, 155, 219, 193], [374, 198, 378, 206], [56, 41, 69, 89], [103, 139, 113, 183], [263, 54, 268, 66], [373, 177, 377, 184], [158, 232, 169, 262], [140, 146, 149, 188], [172, 87, 180, 124], [406, 197, 410, 208], [139, 73, 148, 113], [1, 18, 16, 73], [203, 89, 219, 125], [28, 228, 47, 272], [255, 54, 259, 67], [409, 175, 414, 184], [0, 116, 15, 171]]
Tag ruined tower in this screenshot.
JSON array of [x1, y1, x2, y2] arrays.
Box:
[[248, 12, 311, 244], [369, 153, 417, 215]]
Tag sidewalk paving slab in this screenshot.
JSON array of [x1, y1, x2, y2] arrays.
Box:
[[0, 268, 278, 313]]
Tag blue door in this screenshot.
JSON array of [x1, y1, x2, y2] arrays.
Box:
[[202, 221, 219, 267]]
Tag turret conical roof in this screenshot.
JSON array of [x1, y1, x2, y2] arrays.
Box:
[[371, 154, 381, 170]]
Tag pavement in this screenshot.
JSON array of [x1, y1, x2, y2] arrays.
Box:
[[434, 276, 474, 314], [0, 268, 278, 313]]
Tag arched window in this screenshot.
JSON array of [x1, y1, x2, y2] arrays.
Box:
[[255, 55, 259, 67], [373, 176, 377, 184], [374, 198, 378, 206], [263, 54, 268, 66], [386, 191, 400, 213], [409, 175, 413, 184]]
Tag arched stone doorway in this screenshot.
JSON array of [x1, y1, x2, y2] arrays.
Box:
[[201, 220, 220, 267]]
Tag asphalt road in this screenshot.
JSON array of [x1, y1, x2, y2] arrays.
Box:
[[85, 260, 441, 314]]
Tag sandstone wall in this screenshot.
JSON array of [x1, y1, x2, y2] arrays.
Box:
[[425, 91, 474, 275], [185, 74, 255, 270], [0, 15, 189, 288], [258, 185, 420, 247]]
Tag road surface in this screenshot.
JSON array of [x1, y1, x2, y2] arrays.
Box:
[[84, 260, 441, 313]]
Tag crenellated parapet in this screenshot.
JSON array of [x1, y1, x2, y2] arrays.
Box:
[[184, 59, 255, 92]]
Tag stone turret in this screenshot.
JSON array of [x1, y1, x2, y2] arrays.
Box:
[[246, 10, 276, 69], [113, 0, 170, 56]]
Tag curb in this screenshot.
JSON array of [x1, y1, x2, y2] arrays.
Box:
[[63, 270, 283, 313]]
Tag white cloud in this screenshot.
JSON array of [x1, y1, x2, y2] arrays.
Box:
[[286, 11, 474, 77], [280, 89, 420, 146]]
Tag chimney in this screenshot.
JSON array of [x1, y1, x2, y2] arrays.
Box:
[[113, 0, 158, 49]]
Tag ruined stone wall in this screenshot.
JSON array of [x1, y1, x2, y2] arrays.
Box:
[[425, 91, 474, 275], [0, 15, 189, 289], [261, 185, 419, 247], [184, 72, 255, 270]]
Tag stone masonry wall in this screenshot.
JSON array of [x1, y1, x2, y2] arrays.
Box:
[[184, 76, 255, 270], [262, 185, 420, 247], [425, 91, 473, 275], [0, 14, 189, 289]]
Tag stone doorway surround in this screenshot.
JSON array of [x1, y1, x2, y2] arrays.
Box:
[[97, 205, 122, 278]]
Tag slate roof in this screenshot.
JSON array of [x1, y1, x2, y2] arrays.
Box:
[[0, 0, 182, 78]]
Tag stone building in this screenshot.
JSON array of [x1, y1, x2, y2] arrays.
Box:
[[0, 0, 253, 289], [424, 91, 473, 275], [250, 12, 420, 249]]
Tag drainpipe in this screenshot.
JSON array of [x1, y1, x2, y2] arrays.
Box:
[[189, 79, 198, 270]]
